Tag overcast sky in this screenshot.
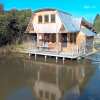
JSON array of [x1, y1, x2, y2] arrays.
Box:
[[0, 0, 100, 22]]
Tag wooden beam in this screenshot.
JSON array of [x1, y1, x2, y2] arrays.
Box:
[[56, 33, 59, 53], [37, 33, 40, 48]]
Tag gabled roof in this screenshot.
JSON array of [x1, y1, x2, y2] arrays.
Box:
[[81, 18, 93, 28]]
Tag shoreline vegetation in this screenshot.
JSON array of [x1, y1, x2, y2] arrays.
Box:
[[0, 4, 32, 47]]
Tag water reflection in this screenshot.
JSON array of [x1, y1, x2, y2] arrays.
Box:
[[24, 58, 93, 100], [0, 54, 94, 100]]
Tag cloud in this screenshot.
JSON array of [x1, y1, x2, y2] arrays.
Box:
[[83, 5, 96, 9]]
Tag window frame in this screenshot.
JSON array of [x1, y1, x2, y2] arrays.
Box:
[[44, 14, 49, 23], [51, 14, 55, 23], [38, 15, 42, 23]]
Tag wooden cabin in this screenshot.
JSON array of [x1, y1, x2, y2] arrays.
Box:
[[25, 8, 95, 59]]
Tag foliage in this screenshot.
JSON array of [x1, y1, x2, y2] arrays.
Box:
[[93, 14, 100, 33], [0, 6, 32, 46]]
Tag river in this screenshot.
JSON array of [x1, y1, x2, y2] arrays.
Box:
[[0, 51, 100, 100]]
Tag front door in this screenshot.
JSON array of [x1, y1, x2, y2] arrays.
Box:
[[61, 33, 67, 47]]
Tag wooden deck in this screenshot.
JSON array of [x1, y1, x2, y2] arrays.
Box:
[[24, 48, 80, 59], [18, 42, 86, 60], [17, 42, 95, 63]]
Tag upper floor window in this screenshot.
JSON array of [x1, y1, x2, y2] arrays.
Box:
[[51, 14, 55, 23], [38, 14, 55, 23], [44, 15, 49, 23], [38, 15, 42, 23]]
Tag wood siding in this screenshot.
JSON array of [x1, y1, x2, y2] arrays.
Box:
[[31, 11, 62, 33]]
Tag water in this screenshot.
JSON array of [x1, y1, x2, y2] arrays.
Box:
[[0, 52, 100, 100]]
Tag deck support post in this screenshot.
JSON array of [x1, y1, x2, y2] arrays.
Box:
[[29, 53, 31, 57], [35, 54, 37, 61], [63, 57, 65, 64], [56, 57, 58, 63], [45, 55, 47, 62]]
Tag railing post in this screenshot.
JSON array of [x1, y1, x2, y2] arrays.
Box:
[[84, 46, 86, 55], [78, 47, 80, 56], [72, 46, 74, 57], [56, 33, 59, 54]]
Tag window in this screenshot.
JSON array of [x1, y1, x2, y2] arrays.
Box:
[[44, 34, 50, 42], [61, 34, 67, 47], [50, 34, 56, 43], [44, 15, 49, 23], [51, 14, 55, 23], [70, 33, 77, 43], [38, 15, 42, 23]]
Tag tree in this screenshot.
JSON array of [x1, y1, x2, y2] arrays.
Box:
[[0, 5, 32, 46], [0, 14, 8, 45], [93, 14, 100, 33]]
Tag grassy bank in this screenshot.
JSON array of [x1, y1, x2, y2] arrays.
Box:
[[0, 45, 13, 55], [0, 43, 26, 55]]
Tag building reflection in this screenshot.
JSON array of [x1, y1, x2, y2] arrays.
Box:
[[24, 59, 91, 100]]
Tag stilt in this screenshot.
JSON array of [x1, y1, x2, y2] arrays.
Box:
[[29, 53, 31, 57], [56, 57, 58, 63], [77, 56, 81, 61], [77, 56, 82, 63], [63, 57, 65, 64], [35, 54, 37, 61], [45, 55, 47, 62]]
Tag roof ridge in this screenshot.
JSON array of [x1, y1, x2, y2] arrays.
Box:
[[32, 8, 71, 15]]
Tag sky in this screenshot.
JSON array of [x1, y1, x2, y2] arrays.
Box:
[[0, 0, 100, 22]]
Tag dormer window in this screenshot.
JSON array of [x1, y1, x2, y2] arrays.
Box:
[[51, 14, 55, 23], [44, 15, 49, 23], [38, 15, 42, 23]]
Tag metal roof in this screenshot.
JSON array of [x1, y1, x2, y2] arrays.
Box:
[[81, 27, 95, 36], [58, 11, 81, 33]]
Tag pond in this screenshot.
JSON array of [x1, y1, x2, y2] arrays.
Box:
[[0, 51, 100, 100]]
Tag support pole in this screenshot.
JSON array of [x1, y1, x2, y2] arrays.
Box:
[[63, 57, 65, 64], [29, 53, 31, 57], [56, 56, 58, 63], [35, 54, 37, 61], [45, 55, 47, 62]]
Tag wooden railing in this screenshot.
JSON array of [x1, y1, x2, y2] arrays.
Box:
[[71, 44, 86, 57]]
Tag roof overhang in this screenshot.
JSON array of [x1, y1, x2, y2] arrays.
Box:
[[81, 27, 95, 36]]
